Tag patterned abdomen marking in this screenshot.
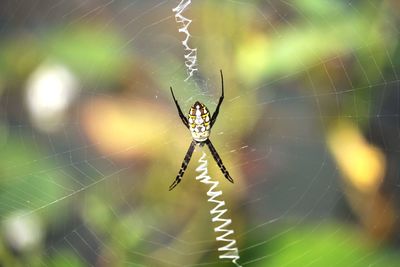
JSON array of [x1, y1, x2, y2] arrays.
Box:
[[188, 101, 211, 142]]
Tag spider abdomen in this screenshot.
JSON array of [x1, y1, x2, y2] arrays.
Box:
[[188, 101, 210, 142]]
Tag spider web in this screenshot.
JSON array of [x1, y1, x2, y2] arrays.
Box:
[[1, 0, 400, 266]]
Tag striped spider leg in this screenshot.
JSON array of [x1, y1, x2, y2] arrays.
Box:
[[168, 140, 196, 191], [169, 70, 234, 190]]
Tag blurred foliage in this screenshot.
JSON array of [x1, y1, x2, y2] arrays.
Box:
[[0, 25, 129, 87], [240, 223, 400, 266], [49, 26, 128, 81], [0, 136, 68, 219], [0, 0, 399, 266]]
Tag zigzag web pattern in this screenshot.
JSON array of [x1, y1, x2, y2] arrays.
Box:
[[172, 0, 198, 81], [196, 152, 242, 267]]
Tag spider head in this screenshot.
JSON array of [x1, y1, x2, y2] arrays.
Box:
[[188, 101, 211, 142]]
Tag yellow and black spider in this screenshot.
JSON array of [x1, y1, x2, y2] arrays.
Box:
[[169, 70, 234, 191]]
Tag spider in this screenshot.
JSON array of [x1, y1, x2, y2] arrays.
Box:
[[169, 70, 234, 191]]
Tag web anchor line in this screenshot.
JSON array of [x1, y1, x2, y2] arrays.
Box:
[[196, 152, 242, 267], [172, 0, 198, 81]]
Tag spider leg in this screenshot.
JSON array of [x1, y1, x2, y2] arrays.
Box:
[[169, 140, 197, 191], [205, 139, 234, 183], [210, 70, 224, 128], [170, 86, 189, 129]]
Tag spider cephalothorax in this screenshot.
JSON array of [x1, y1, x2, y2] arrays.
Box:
[[169, 70, 234, 191]]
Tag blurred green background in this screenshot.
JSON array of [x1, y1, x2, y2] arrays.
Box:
[[1, 0, 400, 266]]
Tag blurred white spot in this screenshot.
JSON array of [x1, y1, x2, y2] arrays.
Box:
[[195, 117, 204, 124], [26, 62, 79, 132], [3, 211, 42, 252]]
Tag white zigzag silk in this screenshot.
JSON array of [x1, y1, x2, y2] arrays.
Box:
[[172, 0, 198, 81], [196, 152, 242, 267]]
